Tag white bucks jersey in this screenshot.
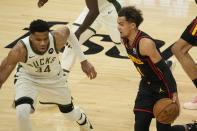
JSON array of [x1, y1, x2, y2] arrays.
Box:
[[15, 33, 64, 84]]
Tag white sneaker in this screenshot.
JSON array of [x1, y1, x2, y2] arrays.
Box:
[[183, 96, 197, 110], [79, 113, 93, 131]]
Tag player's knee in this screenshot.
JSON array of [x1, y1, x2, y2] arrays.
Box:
[[58, 102, 74, 113], [171, 42, 181, 55], [58, 103, 81, 121], [172, 39, 191, 56], [14, 97, 35, 110], [15, 97, 35, 121]]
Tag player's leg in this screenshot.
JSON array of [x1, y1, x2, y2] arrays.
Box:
[[172, 39, 196, 80], [134, 111, 152, 131], [172, 17, 197, 83], [15, 100, 33, 131], [57, 95, 93, 131], [14, 79, 37, 131], [59, 90, 93, 131], [71, 7, 98, 45], [58, 102, 93, 131], [133, 80, 157, 131], [172, 17, 197, 109], [39, 79, 93, 131], [99, 4, 128, 58]]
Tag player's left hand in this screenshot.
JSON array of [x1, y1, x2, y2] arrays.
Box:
[[81, 60, 97, 79], [37, 0, 48, 8]]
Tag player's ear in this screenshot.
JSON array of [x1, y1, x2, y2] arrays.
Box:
[[128, 22, 136, 30], [130, 23, 137, 29]]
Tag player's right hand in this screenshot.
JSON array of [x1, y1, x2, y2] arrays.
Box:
[[37, 0, 48, 8], [81, 60, 97, 79]]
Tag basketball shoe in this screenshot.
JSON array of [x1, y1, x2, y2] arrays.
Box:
[[186, 121, 197, 131], [78, 111, 93, 131], [183, 96, 197, 110]]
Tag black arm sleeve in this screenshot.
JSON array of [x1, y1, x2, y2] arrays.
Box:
[[155, 59, 177, 93]]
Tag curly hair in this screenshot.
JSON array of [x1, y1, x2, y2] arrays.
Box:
[[118, 6, 143, 27], [29, 19, 49, 33]]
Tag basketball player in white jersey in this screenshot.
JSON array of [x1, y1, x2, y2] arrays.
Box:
[[0, 19, 96, 131], [37, 0, 125, 72]]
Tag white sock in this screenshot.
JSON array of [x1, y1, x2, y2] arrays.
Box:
[[16, 104, 32, 131]]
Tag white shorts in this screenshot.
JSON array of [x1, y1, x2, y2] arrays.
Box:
[[73, 2, 121, 43], [14, 76, 72, 106]]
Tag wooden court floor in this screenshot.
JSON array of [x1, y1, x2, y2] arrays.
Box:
[[0, 0, 196, 131]]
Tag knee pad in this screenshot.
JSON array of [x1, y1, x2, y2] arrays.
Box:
[[58, 102, 74, 113], [59, 103, 81, 121], [14, 97, 35, 112], [15, 97, 34, 122]]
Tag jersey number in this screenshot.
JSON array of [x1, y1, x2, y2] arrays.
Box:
[[36, 65, 51, 73]]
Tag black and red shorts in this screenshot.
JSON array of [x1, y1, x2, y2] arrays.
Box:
[[181, 17, 197, 45]]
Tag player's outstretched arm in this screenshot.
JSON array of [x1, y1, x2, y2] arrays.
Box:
[[53, 27, 97, 79]]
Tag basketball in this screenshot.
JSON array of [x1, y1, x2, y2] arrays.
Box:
[[153, 98, 179, 124]]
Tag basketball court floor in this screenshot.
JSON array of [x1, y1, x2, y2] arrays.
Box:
[[0, 0, 196, 131]]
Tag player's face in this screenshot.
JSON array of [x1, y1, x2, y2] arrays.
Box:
[[117, 16, 134, 38], [30, 31, 49, 54]]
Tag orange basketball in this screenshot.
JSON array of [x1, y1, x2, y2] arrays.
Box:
[[153, 98, 179, 124]]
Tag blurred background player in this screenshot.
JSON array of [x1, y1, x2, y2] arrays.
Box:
[[37, 0, 126, 72], [172, 17, 197, 110]]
